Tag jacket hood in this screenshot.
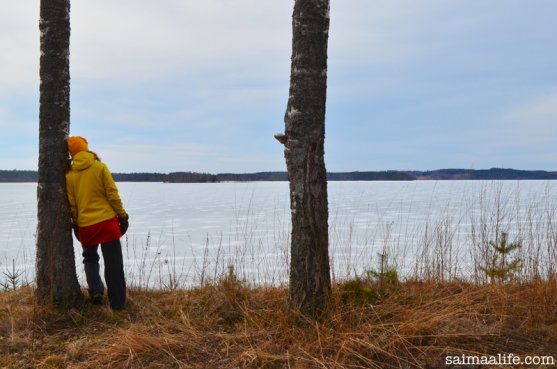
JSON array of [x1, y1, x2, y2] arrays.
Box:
[[71, 151, 96, 171]]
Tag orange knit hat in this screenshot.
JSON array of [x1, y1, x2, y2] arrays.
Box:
[[67, 136, 89, 157]]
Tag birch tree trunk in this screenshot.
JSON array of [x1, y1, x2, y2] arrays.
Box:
[[282, 0, 331, 318], [35, 0, 83, 308]]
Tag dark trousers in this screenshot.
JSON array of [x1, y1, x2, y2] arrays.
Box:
[[82, 239, 126, 310]]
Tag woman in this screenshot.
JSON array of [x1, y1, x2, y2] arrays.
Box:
[[65, 136, 129, 310]]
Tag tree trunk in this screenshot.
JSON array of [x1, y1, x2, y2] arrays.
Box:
[[283, 0, 331, 318], [36, 0, 83, 308]]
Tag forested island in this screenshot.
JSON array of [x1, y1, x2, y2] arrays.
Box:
[[2, 168, 557, 183]]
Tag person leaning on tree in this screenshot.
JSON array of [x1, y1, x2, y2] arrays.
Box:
[[65, 136, 129, 310]]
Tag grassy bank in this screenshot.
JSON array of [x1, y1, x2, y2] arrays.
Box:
[[1, 276, 557, 368]]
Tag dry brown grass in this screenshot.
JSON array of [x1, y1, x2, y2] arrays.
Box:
[[1, 277, 557, 368]]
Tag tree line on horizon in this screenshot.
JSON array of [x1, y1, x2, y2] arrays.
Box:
[[5, 168, 557, 183]]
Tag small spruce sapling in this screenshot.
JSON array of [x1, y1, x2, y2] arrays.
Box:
[[480, 232, 522, 283], [339, 252, 400, 306], [1, 260, 23, 292], [367, 252, 399, 294]]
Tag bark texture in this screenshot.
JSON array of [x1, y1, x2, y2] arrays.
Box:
[[36, 0, 83, 308], [284, 0, 331, 318]]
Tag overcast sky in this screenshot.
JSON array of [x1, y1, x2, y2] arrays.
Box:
[[1, 1, 557, 173]]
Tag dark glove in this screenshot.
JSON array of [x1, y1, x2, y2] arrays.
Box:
[[72, 224, 80, 241], [118, 215, 129, 236]]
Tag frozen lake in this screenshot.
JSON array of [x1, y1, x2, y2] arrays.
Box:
[[2, 180, 557, 287]]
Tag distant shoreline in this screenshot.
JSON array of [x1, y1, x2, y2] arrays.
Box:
[[2, 168, 557, 183]]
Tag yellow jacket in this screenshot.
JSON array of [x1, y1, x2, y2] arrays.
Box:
[[66, 151, 127, 227]]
